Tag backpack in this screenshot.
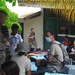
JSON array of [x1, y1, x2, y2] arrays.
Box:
[[59, 44, 69, 60], [53, 43, 69, 66]]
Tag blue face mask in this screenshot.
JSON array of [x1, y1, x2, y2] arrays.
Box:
[[45, 37, 51, 42]]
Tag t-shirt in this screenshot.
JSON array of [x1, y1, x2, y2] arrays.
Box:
[[28, 32, 36, 42], [9, 33, 23, 56], [63, 40, 71, 46], [11, 55, 31, 75], [49, 41, 63, 62]]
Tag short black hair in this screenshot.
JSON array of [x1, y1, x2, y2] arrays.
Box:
[[1, 60, 20, 75], [31, 28, 34, 31], [39, 59, 47, 67], [65, 36, 69, 39], [11, 24, 19, 30], [18, 52, 26, 56], [0, 10, 7, 15], [46, 30, 54, 35]]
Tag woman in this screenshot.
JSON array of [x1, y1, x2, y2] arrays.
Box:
[[1, 60, 20, 75], [11, 42, 31, 75]]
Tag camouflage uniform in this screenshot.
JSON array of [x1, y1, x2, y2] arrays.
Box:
[[28, 32, 37, 51], [0, 27, 6, 71]]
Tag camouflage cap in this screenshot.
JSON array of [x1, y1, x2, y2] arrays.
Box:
[[15, 42, 29, 53]]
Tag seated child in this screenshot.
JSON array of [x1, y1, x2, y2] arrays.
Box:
[[35, 59, 47, 75], [35, 59, 47, 70]]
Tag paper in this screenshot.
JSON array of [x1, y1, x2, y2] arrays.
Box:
[[31, 62, 37, 71]]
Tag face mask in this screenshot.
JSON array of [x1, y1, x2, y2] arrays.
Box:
[[45, 37, 51, 42]]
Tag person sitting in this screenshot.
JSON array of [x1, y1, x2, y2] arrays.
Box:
[[63, 36, 71, 47], [35, 59, 47, 70], [45, 31, 64, 72], [35, 59, 47, 75], [1, 60, 20, 75], [11, 42, 31, 75]]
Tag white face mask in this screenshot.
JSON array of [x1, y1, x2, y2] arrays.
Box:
[[45, 37, 51, 42]]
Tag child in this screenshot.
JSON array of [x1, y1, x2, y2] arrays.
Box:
[[35, 59, 47, 69]]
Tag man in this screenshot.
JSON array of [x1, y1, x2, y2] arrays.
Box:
[[0, 10, 10, 70], [46, 31, 63, 68], [9, 24, 23, 57], [28, 28, 37, 51]]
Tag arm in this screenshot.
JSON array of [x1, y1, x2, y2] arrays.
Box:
[[26, 58, 31, 75], [28, 33, 31, 39], [28, 36, 34, 39], [26, 70, 31, 75], [48, 54, 53, 62], [28, 33, 34, 40], [18, 34, 23, 43], [48, 45, 55, 62]]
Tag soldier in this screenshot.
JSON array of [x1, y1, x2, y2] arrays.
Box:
[[28, 28, 37, 51], [0, 10, 10, 71]]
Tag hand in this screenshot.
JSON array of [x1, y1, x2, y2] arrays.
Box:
[[31, 36, 34, 39], [6, 41, 10, 46]]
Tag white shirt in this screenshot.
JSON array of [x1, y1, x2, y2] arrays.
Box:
[[11, 55, 31, 75], [9, 33, 23, 56]]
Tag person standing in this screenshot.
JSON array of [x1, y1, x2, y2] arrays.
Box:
[[28, 28, 37, 51], [9, 24, 23, 57], [0, 10, 10, 71]]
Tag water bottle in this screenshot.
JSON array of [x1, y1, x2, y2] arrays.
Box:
[[47, 49, 50, 61], [48, 49, 50, 54], [69, 58, 72, 65]]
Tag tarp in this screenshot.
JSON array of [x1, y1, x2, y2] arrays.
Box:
[[6, 1, 41, 18]]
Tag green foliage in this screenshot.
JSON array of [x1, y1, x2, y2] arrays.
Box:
[[0, 0, 22, 33], [5, 0, 16, 6]]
